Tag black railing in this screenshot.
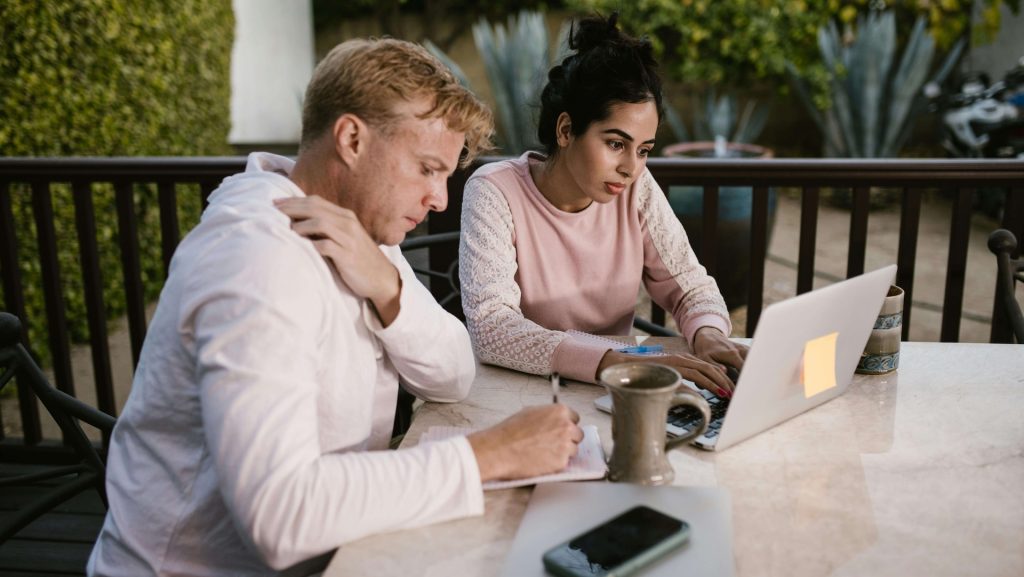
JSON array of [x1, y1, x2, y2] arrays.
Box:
[[1, 156, 1022, 456]]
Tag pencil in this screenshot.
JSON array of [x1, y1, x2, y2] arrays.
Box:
[[550, 372, 560, 404]]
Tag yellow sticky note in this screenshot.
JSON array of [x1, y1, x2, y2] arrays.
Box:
[[802, 332, 838, 398]]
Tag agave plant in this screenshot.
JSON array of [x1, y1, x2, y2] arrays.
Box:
[[787, 11, 964, 158], [427, 11, 570, 154], [665, 90, 770, 147]]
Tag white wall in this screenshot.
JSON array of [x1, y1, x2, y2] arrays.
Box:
[[964, 3, 1024, 80], [229, 0, 314, 146]]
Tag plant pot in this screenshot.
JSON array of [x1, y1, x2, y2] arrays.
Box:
[[662, 141, 776, 311]]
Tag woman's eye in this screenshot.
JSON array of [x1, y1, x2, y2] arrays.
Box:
[[422, 166, 435, 177], [608, 141, 624, 151], [639, 148, 651, 157]]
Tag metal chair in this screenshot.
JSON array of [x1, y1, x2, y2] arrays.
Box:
[[987, 229, 1024, 343], [0, 312, 116, 543]]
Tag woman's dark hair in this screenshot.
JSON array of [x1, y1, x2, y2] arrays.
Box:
[[537, 13, 664, 156]]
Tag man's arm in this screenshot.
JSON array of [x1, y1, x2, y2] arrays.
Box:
[[275, 195, 474, 401], [185, 235, 485, 570], [367, 245, 476, 402]]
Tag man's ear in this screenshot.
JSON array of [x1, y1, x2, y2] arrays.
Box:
[[332, 113, 365, 167], [555, 112, 573, 147]]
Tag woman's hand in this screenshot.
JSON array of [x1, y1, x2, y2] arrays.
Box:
[[596, 349, 735, 397], [692, 327, 748, 382]]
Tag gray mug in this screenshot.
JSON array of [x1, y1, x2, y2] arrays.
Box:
[[599, 363, 711, 485]]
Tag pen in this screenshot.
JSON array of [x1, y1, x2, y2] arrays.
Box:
[[617, 344, 664, 355], [550, 372, 560, 404]]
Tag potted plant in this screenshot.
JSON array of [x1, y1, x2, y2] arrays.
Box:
[[661, 91, 776, 310]]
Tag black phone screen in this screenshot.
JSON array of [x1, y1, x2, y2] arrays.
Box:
[[543, 506, 687, 576]]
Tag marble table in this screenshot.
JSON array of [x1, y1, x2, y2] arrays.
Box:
[[325, 341, 1024, 577]]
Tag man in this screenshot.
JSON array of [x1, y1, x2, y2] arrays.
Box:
[[88, 38, 583, 576]]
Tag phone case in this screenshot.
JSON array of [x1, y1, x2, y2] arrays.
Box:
[[541, 517, 690, 577]]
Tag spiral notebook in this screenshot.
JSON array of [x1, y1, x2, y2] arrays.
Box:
[[419, 424, 607, 490]]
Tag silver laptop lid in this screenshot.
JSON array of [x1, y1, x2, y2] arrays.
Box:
[[713, 265, 896, 451]]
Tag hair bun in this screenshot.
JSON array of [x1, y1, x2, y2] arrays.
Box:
[[569, 12, 621, 54]]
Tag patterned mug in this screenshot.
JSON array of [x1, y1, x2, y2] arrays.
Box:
[[856, 285, 904, 374]]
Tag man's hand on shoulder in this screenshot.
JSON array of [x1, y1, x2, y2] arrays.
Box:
[[275, 196, 401, 326], [467, 405, 583, 482]]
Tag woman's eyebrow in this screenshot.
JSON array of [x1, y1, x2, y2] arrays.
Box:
[[602, 128, 656, 144]]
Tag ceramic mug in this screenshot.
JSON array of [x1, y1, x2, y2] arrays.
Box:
[[599, 363, 711, 485], [856, 285, 904, 374]]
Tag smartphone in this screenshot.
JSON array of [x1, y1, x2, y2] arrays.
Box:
[[541, 505, 690, 577]]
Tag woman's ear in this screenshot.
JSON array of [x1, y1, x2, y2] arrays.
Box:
[[333, 113, 365, 167], [555, 112, 573, 147]]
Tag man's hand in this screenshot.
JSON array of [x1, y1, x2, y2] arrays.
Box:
[[692, 326, 748, 382], [275, 196, 401, 326], [467, 405, 583, 482], [597, 349, 735, 397]]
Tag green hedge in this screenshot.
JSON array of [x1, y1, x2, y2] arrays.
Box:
[[567, 0, 1017, 95], [0, 1, 233, 364]]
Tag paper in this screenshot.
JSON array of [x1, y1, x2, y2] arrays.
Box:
[[565, 329, 631, 348], [500, 483, 735, 577], [566, 330, 663, 355], [802, 332, 838, 398], [419, 424, 607, 490]]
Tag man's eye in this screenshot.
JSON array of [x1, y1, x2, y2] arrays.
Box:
[[422, 166, 435, 177]]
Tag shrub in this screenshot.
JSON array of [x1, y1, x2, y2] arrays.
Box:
[[0, 0, 233, 362], [566, 0, 1016, 94]]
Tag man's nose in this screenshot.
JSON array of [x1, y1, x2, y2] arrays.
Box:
[[426, 182, 447, 212]]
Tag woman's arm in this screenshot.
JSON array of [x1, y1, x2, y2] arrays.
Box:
[[459, 177, 610, 381], [635, 171, 732, 344]]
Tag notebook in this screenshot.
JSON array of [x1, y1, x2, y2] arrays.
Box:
[[499, 482, 735, 577], [419, 424, 607, 490], [595, 265, 897, 452]]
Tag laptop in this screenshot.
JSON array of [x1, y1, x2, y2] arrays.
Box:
[[594, 265, 897, 452]]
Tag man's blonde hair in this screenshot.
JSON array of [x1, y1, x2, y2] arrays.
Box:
[[301, 38, 493, 167]]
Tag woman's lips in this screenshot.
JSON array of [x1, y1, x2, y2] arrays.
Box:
[[604, 182, 626, 195]]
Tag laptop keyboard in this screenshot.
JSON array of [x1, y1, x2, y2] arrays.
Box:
[[668, 387, 730, 439]]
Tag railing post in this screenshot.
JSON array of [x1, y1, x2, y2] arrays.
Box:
[[941, 188, 973, 342], [0, 179, 42, 443], [847, 187, 870, 277], [31, 180, 75, 399], [897, 188, 922, 341], [158, 180, 181, 277], [114, 181, 146, 369], [72, 180, 117, 438], [747, 186, 770, 335], [797, 186, 820, 294]]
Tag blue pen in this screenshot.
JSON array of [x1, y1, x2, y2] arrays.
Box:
[[617, 344, 664, 355]]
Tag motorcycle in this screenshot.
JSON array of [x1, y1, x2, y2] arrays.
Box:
[[925, 57, 1024, 159]]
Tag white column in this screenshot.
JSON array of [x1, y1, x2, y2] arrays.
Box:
[[229, 0, 314, 147]]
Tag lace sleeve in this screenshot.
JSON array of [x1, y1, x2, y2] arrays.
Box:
[[459, 177, 568, 375], [636, 172, 732, 342]]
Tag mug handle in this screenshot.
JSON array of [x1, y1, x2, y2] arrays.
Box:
[[664, 388, 711, 451]]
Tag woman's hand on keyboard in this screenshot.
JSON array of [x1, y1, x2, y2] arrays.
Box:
[[597, 349, 735, 398], [693, 327, 747, 384]]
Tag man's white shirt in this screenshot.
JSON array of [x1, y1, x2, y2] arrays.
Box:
[[88, 153, 482, 576]]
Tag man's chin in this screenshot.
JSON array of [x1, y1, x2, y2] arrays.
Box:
[[379, 231, 406, 247]]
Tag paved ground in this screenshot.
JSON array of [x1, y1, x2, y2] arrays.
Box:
[[642, 191, 1011, 343], [2, 191, 1016, 440]]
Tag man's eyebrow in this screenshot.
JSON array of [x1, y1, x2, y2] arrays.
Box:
[[602, 128, 656, 145], [418, 153, 454, 174]]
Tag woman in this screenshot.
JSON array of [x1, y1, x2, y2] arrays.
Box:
[[459, 13, 747, 397]]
